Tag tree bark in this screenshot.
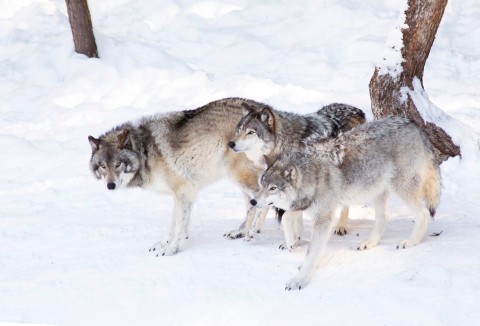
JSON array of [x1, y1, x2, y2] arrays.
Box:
[[65, 0, 98, 58], [369, 0, 460, 163]]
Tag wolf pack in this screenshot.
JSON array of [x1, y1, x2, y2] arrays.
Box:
[[88, 97, 441, 290]]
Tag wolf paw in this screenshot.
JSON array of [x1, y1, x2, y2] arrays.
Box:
[[149, 241, 179, 256], [279, 239, 309, 251], [244, 228, 258, 241], [334, 227, 347, 236], [397, 239, 417, 250], [279, 242, 294, 251], [285, 276, 308, 291], [223, 229, 245, 240], [357, 240, 376, 251]]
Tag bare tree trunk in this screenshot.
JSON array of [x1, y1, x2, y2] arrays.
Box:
[[66, 0, 98, 58], [369, 0, 460, 163]]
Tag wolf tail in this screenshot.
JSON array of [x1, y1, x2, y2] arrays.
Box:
[[317, 103, 366, 136], [423, 160, 441, 219]]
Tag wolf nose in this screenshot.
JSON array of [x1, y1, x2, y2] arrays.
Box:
[[107, 182, 116, 190], [250, 199, 257, 206], [228, 141, 235, 149]]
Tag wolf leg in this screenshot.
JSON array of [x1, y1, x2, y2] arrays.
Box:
[[150, 187, 196, 256], [285, 211, 335, 290], [280, 211, 308, 250], [224, 194, 256, 239], [253, 207, 269, 231], [334, 206, 349, 236], [293, 211, 304, 241], [397, 199, 430, 249], [358, 191, 388, 251], [245, 207, 269, 241], [279, 211, 300, 250], [293, 211, 310, 249]]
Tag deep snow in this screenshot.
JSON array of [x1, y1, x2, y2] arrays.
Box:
[[1, 0, 479, 325]]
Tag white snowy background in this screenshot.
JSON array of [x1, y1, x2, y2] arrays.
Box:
[[1, 0, 479, 325]]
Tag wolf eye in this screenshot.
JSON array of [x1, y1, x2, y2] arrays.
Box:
[[269, 185, 277, 191], [115, 162, 122, 168], [99, 163, 106, 169], [247, 130, 255, 135]]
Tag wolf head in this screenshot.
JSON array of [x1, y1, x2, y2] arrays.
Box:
[[88, 129, 140, 190], [228, 103, 276, 158], [250, 153, 315, 212]]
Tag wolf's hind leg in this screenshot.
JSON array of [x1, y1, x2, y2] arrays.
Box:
[[397, 198, 430, 249], [357, 192, 388, 251], [334, 206, 349, 236]]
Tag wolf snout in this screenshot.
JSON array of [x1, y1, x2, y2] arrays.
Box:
[[107, 182, 116, 190], [250, 199, 257, 206], [228, 141, 236, 149]]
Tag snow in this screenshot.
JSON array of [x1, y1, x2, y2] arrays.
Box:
[[376, 1, 408, 78], [406, 77, 480, 163], [1, 0, 480, 325]]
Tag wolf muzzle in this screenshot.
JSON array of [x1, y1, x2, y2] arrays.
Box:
[[107, 182, 116, 190], [250, 199, 257, 206]]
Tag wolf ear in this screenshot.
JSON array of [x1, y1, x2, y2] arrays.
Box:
[[88, 136, 101, 152], [284, 164, 297, 181], [260, 107, 274, 129], [263, 155, 274, 170], [117, 129, 131, 149], [241, 103, 253, 116]]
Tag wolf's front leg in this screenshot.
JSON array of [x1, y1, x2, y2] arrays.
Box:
[[285, 211, 335, 291], [224, 194, 257, 239], [279, 211, 305, 250], [334, 206, 349, 236], [245, 207, 269, 240], [150, 188, 196, 256]]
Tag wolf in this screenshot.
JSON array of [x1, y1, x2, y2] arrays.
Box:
[[250, 116, 441, 290], [226, 102, 366, 247], [88, 98, 277, 256]]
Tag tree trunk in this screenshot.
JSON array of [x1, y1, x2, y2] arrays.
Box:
[[369, 0, 460, 163], [65, 0, 98, 58]]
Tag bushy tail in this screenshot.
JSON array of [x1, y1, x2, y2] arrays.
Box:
[[424, 161, 441, 219], [317, 103, 366, 136]]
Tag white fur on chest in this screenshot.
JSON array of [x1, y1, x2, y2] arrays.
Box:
[[243, 147, 267, 169]]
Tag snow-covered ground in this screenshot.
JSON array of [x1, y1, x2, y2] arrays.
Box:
[[1, 0, 479, 325]]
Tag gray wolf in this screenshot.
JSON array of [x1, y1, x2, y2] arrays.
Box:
[[251, 117, 441, 290], [226, 102, 365, 247], [88, 98, 276, 256]]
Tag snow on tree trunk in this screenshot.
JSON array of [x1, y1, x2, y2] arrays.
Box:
[[65, 0, 98, 58], [369, 0, 460, 164]]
